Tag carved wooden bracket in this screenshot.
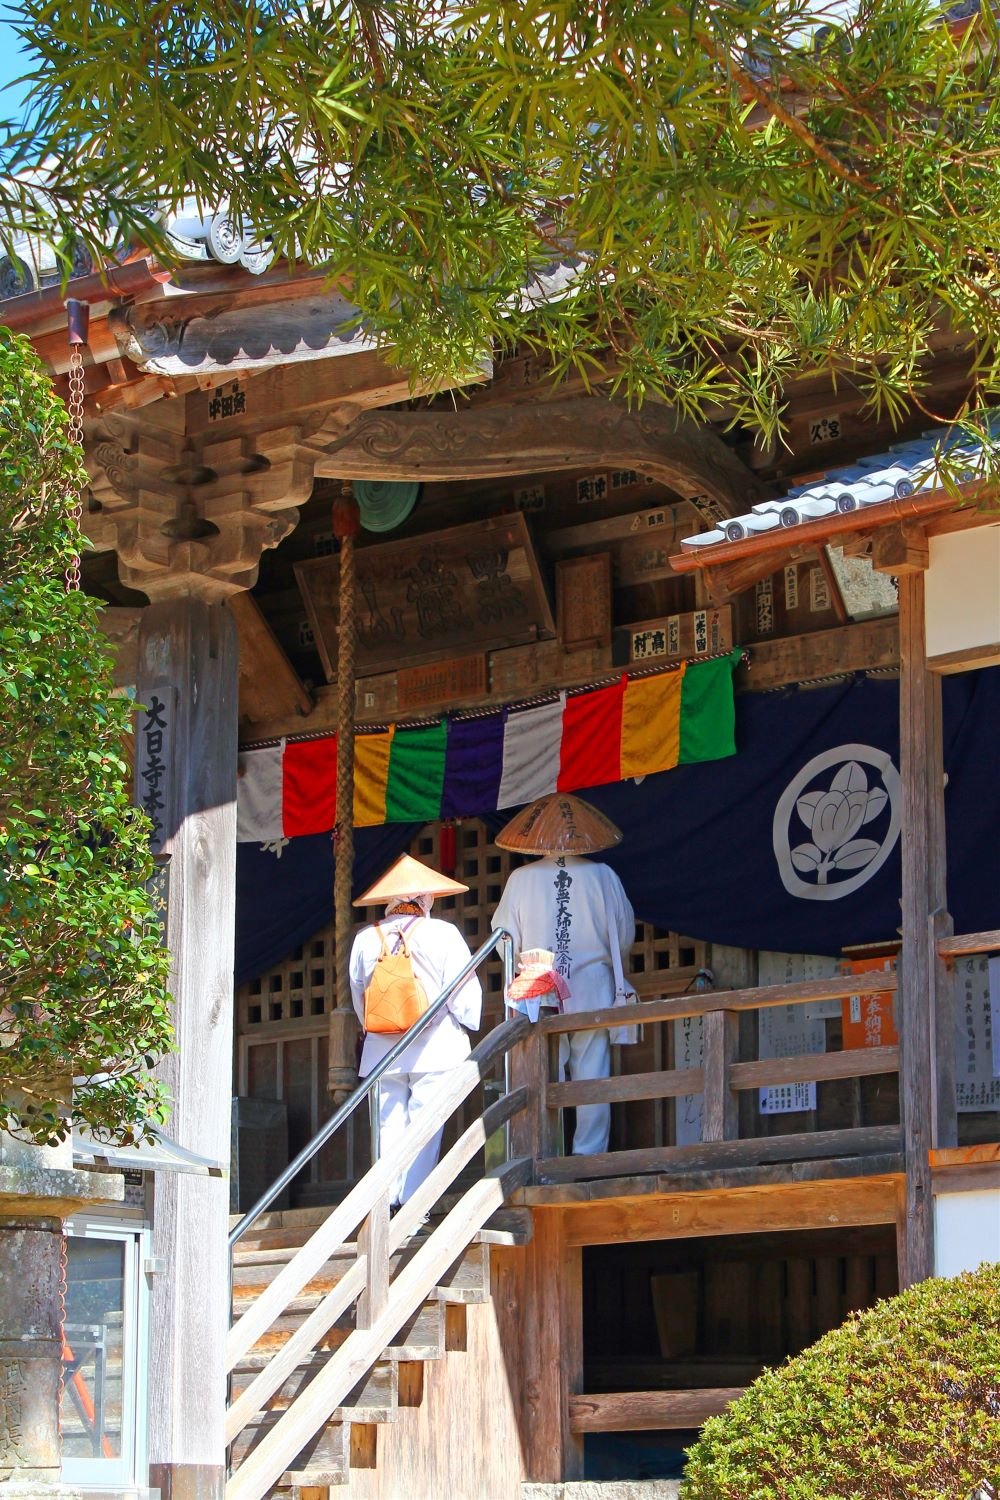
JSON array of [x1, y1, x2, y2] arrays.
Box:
[[84, 410, 313, 599], [310, 397, 761, 524]]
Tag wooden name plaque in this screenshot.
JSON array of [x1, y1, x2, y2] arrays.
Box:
[[613, 605, 733, 666], [396, 655, 487, 712], [556, 553, 612, 649], [296, 512, 555, 679]]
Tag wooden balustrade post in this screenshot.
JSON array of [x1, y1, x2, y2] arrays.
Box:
[[508, 1025, 552, 1165], [702, 1009, 740, 1142], [356, 1195, 390, 1330]]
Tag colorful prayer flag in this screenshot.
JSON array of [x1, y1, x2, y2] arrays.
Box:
[[237, 652, 740, 841]]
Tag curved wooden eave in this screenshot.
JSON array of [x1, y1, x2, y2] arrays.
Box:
[[312, 398, 761, 521]]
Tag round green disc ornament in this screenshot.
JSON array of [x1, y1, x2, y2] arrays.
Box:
[[353, 479, 421, 533]]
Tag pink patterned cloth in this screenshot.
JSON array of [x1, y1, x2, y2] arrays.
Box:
[[507, 963, 571, 1007]]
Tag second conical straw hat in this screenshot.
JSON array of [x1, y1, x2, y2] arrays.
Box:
[[494, 793, 623, 856], [353, 853, 469, 906]]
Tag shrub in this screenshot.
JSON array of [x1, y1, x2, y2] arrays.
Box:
[[682, 1262, 1000, 1500], [0, 327, 172, 1143]]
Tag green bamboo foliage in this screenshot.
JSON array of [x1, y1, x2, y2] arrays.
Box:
[[1, 0, 999, 453], [0, 330, 173, 1145]]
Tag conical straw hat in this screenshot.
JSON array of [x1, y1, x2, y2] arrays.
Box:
[[495, 793, 623, 856], [353, 853, 469, 906]]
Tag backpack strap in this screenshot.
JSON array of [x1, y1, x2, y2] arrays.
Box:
[[374, 922, 390, 957], [392, 917, 421, 956]]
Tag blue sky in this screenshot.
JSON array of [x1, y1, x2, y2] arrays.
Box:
[[0, 15, 32, 121]]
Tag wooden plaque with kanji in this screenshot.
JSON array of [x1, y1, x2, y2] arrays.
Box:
[[296, 513, 555, 679]]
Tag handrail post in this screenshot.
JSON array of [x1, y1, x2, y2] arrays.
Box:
[[500, 931, 514, 1164], [702, 1008, 740, 1142], [369, 1079, 381, 1167], [356, 1194, 390, 1330], [509, 1023, 555, 1165]]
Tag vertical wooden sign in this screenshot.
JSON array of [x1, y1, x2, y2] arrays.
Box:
[[556, 553, 612, 648], [135, 686, 177, 853]]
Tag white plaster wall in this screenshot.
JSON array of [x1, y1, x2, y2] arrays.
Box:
[[933, 1189, 1000, 1277], [925, 528, 1000, 659]]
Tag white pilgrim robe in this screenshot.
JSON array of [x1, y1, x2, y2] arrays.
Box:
[[350, 915, 483, 1204], [350, 915, 483, 1076], [492, 855, 635, 1155]]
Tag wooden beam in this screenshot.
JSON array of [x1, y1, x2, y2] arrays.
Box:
[[736, 616, 898, 692], [729, 1044, 900, 1090], [536, 1124, 901, 1186], [183, 348, 444, 439], [547, 1066, 703, 1109], [539, 971, 897, 1038], [930, 1143, 1000, 1193], [548, 1173, 903, 1247], [927, 641, 1000, 675], [239, 615, 900, 747], [938, 929, 1000, 958], [569, 1388, 743, 1433], [313, 398, 762, 523], [704, 544, 813, 604], [871, 521, 929, 576], [515, 1152, 903, 1206], [229, 591, 314, 726], [924, 506, 999, 539]]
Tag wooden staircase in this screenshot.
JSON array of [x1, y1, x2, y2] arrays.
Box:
[[229, 1217, 521, 1494], [224, 1013, 532, 1500]]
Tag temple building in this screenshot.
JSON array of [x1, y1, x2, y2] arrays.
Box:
[[0, 215, 998, 1499]]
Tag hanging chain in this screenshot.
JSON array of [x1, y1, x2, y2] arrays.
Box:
[[65, 301, 89, 593]]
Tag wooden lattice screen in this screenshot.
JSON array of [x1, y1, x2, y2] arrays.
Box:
[[236, 819, 709, 1201]]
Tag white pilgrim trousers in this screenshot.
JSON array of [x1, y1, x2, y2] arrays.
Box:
[[558, 1027, 611, 1156], [375, 1071, 446, 1205]]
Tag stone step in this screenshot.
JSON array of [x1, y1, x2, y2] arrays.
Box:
[[229, 1354, 398, 1424]]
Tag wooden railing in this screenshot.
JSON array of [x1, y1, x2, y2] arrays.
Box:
[[225, 1013, 531, 1500], [510, 971, 903, 1183], [937, 927, 1000, 958]]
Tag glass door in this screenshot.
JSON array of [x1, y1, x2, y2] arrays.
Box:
[[60, 1218, 147, 1490]]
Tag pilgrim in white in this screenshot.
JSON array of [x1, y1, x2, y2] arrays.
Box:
[[492, 794, 635, 1155], [349, 854, 482, 1206]]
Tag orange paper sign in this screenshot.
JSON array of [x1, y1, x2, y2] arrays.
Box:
[[841, 957, 898, 1049]]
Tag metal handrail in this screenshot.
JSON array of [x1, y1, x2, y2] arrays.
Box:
[[229, 927, 514, 1249]]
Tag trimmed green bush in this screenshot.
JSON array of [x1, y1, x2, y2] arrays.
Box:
[[682, 1262, 1000, 1500]]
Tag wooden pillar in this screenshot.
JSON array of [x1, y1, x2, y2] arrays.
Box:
[[520, 1210, 584, 1483], [137, 598, 238, 1500], [897, 572, 954, 1287]]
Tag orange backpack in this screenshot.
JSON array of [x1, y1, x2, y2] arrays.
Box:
[[363, 921, 430, 1035]]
